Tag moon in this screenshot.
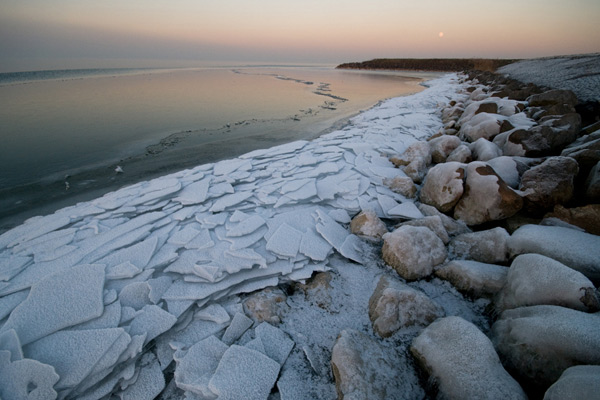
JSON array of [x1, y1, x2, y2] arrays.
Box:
[[439, 32, 444, 38]]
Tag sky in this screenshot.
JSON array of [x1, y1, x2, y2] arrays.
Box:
[[1, 0, 599, 72]]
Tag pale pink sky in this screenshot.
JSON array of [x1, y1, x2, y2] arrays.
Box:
[[1, 0, 599, 71]]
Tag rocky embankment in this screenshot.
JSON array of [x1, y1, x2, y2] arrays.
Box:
[[330, 69, 600, 399]]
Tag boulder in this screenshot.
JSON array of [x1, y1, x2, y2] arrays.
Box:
[[586, 161, 600, 201], [368, 275, 444, 337], [442, 104, 464, 124], [331, 329, 424, 400], [428, 135, 462, 163], [545, 204, 600, 235], [399, 215, 449, 244], [419, 162, 466, 213], [243, 287, 289, 324], [449, 227, 510, 264], [459, 113, 502, 142], [383, 176, 417, 198], [446, 144, 472, 163], [495, 254, 599, 313], [454, 162, 523, 226], [350, 210, 388, 239], [527, 89, 578, 108], [543, 365, 600, 400], [295, 271, 332, 309], [417, 204, 471, 236], [411, 316, 527, 400], [470, 138, 502, 161], [382, 226, 447, 281], [487, 156, 521, 188], [491, 305, 600, 389], [435, 260, 508, 298], [505, 113, 582, 157], [475, 101, 498, 115], [390, 142, 431, 183], [508, 224, 600, 283], [561, 130, 600, 173], [519, 156, 579, 213]]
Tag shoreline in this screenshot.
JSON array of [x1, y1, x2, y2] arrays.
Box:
[[0, 78, 428, 234]]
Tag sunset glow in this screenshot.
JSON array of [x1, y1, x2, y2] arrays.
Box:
[[1, 0, 599, 71]]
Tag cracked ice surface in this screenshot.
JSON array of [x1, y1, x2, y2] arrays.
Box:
[[0, 74, 463, 399]]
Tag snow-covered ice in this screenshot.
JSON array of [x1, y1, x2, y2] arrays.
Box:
[[0, 73, 477, 399]]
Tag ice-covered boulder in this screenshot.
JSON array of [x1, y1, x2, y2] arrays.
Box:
[[459, 113, 502, 142], [520, 156, 578, 213], [508, 224, 600, 283], [390, 141, 431, 183], [491, 305, 600, 389], [419, 162, 465, 213], [446, 144, 472, 163], [449, 227, 510, 264], [585, 161, 600, 201], [368, 275, 444, 337], [495, 254, 599, 312], [418, 203, 471, 236], [526, 89, 578, 108], [350, 210, 388, 239], [470, 138, 502, 161], [428, 135, 461, 163], [382, 226, 447, 280], [383, 176, 417, 198], [487, 156, 521, 188], [243, 287, 289, 324], [399, 215, 449, 244], [411, 316, 527, 400], [561, 130, 600, 172], [435, 260, 508, 298], [454, 162, 523, 225], [331, 329, 424, 400], [543, 365, 600, 400], [545, 204, 600, 235]]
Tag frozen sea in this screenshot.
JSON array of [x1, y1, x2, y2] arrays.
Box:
[[0, 65, 435, 231]]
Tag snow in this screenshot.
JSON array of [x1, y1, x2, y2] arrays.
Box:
[[0, 73, 486, 399]]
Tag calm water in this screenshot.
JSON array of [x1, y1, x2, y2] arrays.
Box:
[[0, 66, 430, 190]]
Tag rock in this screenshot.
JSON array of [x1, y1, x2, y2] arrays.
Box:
[[545, 204, 600, 235], [454, 162, 523, 225], [491, 305, 600, 389], [446, 144, 472, 163], [495, 254, 599, 312], [435, 260, 507, 298], [506, 113, 581, 157], [295, 271, 332, 309], [459, 113, 502, 142], [399, 215, 449, 244], [586, 161, 600, 201], [382, 226, 447, 280], [383, 176, 417, 198], [475, 101, 498, 115], [390, 142, 431, 183], [470, 138, 502, 161], [508, 224, 600, 283], [561, 130, 600, 173], [418, 203, 471, 236], [368, 275, 444, 337], [449, 227, 510, 264], [243, 287, 289, 324], [428, 135, 462, 163], [350, 210, 388, 239], [543, 365, 600, 400], [411, 316, 527, 400], [540, 217, 586, 231], [331, 329, 424, 400], [442, 104, 464, 123], [419, 162, 466, 213], [519, 156, 578, 213], [487, 156, 520, 188], [527, 89, 578, 108]]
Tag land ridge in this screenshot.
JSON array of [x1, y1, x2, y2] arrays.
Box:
[[337, 58, 519, 72]]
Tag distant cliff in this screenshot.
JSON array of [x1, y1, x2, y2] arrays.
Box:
[[336, 58, 518, 72]]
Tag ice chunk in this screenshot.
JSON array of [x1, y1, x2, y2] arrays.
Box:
[[184, 228, 215, 250], [223, 226, 267, 251], [387, 202, 424, 219], [0, 329, 23, 361], [299, 229, 333, 261], [255, 322, 294, 365], [209, 192, 253, 212], [23, 328, 128, 389], [119, 282, 151, 310], [175, 177, 211, 205], [2, 214, 71, 249], [168, 225, 202, 246], [126, 178, 182, 207], [0, 289, 28, 321], [147, 276, 173, 304], [1, 263, 105, 345], [226, 215, 266, 237], [0, 256, 31, 281], [196, 304, 231, 325], [72, 300, 122, 331], [118, 353, 165, 400], [128, 305, 177, 345], [315, 209, 349, 251], [245, 337, 267, 355], [328, 209, 351, 224], [339, 235, 364, 263], [174, 335, 228, 396], [208, 345, 281, 400], [106, 262, 141, 280], [207, 182, 235, 198], [0, 350, 59, 400], [198, 212, 229, 227], [266, 223, 303, 258], [213, 158, 252, 176], [221, 312, 254, 345]]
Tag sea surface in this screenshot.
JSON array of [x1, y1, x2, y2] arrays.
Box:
[[0, 65, 435, 229]]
